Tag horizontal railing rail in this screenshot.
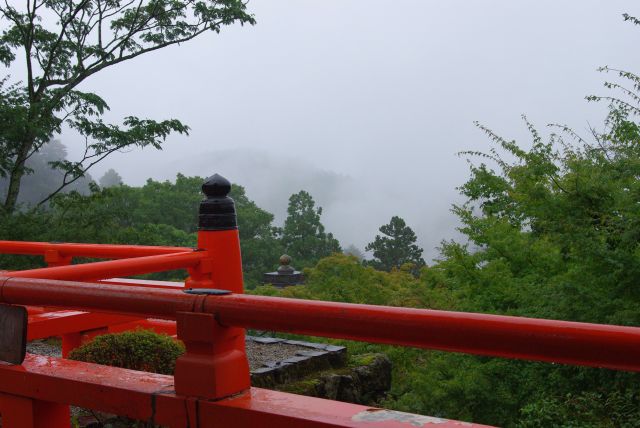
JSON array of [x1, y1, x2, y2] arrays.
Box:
[[2, 276, 639, 372], [0, 240, 193, 259], [6, 250, 204, 281]]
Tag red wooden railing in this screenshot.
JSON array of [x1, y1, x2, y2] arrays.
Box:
[[0, 174, 637, 428]]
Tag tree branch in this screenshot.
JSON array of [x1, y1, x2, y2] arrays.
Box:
[[48, 19, 222, 108], [35, 0, 90, 100]]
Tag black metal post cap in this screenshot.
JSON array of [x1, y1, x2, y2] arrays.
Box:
[[202, 173, 231, 198], [199, 173, 237, 231]]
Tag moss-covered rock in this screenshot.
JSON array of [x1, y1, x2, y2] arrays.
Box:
[[279, 353, 392, 405]]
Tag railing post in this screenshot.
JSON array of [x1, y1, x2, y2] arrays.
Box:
[[44, 248, 72, 268], [0, 392, 69, 428], [45, 248, 81, 358], [176, 174, 250, 399]]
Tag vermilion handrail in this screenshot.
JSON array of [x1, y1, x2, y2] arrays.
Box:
[[2, 276, 639, 372], [0, 241, 193, 259], [7, 251, 205, 281]]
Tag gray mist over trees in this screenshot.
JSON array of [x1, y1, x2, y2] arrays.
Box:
[[4, 1, 639, 260], [0, 140, 93, 208], [153, 148, 443, 259], [99, 169, 123, 188]]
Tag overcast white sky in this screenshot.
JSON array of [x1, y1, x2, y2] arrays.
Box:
[[41, 1, 640, 259]]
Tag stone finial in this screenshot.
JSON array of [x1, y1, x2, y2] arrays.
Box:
[[277, 255, 294, 274], [279, 254, 292, 265], [198, 173, 237, 231]]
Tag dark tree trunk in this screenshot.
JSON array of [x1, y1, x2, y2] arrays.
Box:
[[3, 137, 34, 213]]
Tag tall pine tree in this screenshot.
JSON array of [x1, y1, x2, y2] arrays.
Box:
[[366, 216, 425, 272], [281, 191, 341, 267]]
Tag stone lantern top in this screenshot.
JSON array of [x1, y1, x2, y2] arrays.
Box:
[[263, 255, 304, 288], [279, 254, 291, 265], [277, 254, 295, 274]]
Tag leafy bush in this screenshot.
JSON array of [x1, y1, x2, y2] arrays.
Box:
[[68, 329, 184, 375]]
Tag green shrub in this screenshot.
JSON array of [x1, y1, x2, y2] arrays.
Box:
[[517, 391, 640, 428], [68, 329, 184, 375]]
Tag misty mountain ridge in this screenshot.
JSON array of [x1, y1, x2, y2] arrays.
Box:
[[5, 142, 462, 260], [154, 148, 463, 260]]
